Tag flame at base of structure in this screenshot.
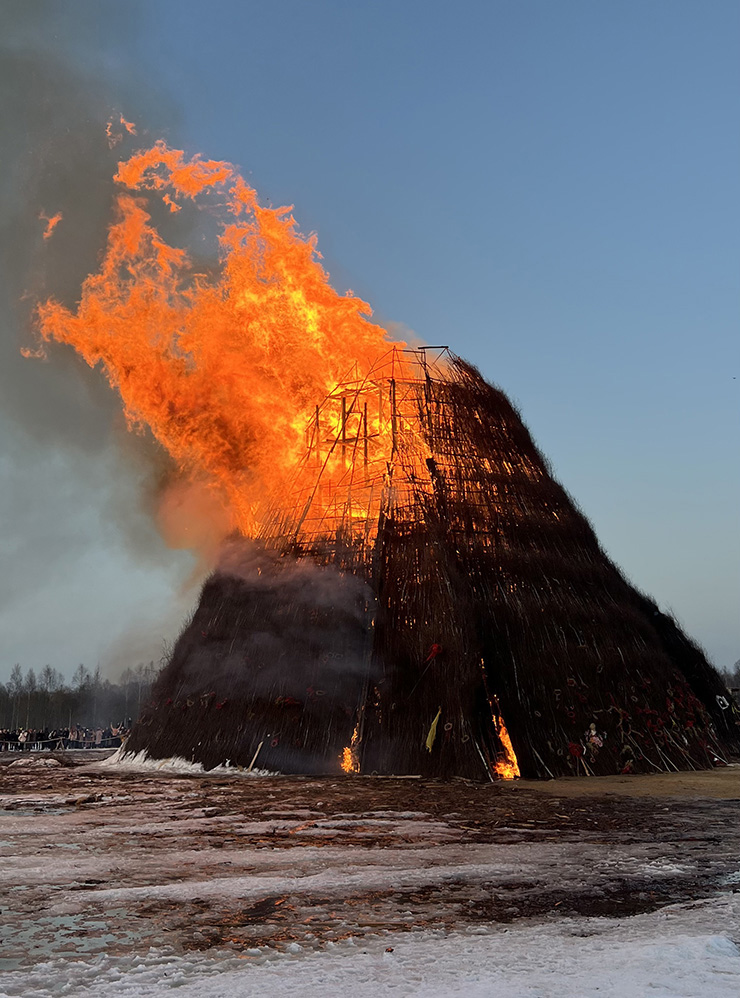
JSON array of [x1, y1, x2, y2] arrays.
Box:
[[492, 712, 520, 780], [340, 721, 361, 774]]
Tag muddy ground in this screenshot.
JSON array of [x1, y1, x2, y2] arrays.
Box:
[[1, 754, 739, 971]]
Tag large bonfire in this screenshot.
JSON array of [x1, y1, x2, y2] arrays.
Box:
[[34, 137, 739, 779]]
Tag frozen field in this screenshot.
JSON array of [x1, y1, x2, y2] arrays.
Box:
[[1, 753, 739, 996]]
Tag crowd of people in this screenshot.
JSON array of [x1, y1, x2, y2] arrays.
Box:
[[0, 723, 130, 751]]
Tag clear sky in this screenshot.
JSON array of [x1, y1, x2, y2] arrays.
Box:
[[1, 0, 738, 680]]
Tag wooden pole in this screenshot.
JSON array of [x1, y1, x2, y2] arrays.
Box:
[[390, 379, 397, 457], [363, 402, 368, 467]]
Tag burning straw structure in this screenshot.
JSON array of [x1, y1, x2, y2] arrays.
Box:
[[128, 348, 739, 779]]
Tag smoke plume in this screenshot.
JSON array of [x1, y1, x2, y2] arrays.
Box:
[[0, 1, 193, 676]]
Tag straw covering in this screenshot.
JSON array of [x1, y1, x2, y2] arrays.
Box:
[[127, 353, 739, 778]]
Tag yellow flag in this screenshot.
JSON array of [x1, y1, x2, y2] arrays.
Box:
[[425, 708, 442, 752]]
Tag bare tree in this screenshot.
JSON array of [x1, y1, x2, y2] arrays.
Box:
[[24, 667, 37, 728], [72, 663, 89, 691], [7, 664, 23, 729], [40, 665, 56, 693]]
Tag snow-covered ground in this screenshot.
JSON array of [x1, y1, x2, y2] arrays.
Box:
[[3, 897, 740, 998], [1, 756, 739, 997]]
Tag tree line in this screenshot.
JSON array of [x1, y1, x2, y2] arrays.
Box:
[[720, 661, 740, 691], [0, 660, 163, 732]]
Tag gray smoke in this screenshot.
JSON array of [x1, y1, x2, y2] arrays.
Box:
[[171, 540, 377, 703], [0, 1, 192, 677]]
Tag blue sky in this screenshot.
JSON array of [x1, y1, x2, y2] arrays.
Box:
[[1, 0, 738, 678]]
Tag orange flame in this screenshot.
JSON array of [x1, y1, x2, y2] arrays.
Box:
[[34, 140, 412, 547], [492, 710, 520, 779], [39, 211, 62, 240], [106, 115, 138, 148], [340, 719, 361, 773]]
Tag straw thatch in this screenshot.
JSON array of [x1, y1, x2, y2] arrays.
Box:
[[127, 353, 739, 778]]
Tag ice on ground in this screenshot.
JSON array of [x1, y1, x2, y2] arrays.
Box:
[[6, 756, 61, 769], [2, 899, 740, 998]]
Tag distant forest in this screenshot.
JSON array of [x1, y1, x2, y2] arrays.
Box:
[[0, 660, 163, 731]]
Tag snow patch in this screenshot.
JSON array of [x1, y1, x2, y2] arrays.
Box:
[[6, 757, 61, 769], [96, 747, 277, 777]]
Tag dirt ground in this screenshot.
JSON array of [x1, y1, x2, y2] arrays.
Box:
[[2, 753, 740, 972], [512, 764, 740, 799]]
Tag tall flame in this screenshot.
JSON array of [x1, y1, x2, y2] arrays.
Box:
[[35, 139, 406, 542], [493, 715, 520, 780], [494, 717, 520, 780]]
